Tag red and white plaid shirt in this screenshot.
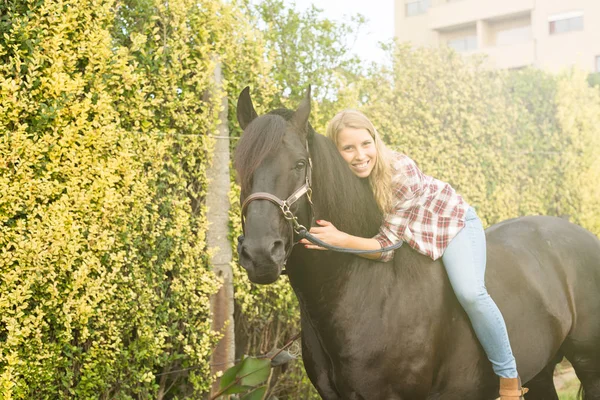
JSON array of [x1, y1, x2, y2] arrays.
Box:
[[374, 152, 468, 261]]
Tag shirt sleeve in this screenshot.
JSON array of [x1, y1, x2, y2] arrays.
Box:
[[373, 155, 425, 262]]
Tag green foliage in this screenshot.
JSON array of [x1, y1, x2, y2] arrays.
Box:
[[217, 356, 271, 395], [212, 349, 296, 399], [553, 70, 600, 234], [0, 0, 268, 397], [588, 72, 600, 89], [245, 0, 367, 130], [248, 0, 365, 100], [0, 0, 192, 398]]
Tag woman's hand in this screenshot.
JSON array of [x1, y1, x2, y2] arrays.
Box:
[[300, 220, 349, 250], [299, 221, 383, 260]]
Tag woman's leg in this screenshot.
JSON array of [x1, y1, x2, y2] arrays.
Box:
[[441, 207, 518, 379]]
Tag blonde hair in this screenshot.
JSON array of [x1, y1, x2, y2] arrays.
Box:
[[326, 109, 394, 214]]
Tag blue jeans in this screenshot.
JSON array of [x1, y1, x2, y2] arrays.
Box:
[[441, 207, 518, 378]]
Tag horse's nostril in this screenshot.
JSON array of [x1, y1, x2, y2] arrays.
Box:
[[240, 244, 251, 261], [271, 240, 285, 258]]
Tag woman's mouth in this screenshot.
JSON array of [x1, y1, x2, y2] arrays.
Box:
[[352, 160, 369, 170]]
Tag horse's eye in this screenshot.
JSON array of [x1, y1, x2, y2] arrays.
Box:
[[295, 161, 306, 170]]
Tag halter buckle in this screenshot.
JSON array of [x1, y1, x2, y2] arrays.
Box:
[[281, 202, 295, 220]]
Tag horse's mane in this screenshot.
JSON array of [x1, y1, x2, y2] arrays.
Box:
[[235, 108, 382, 238], [308, 134, 382, 237], [234, 112, 287, 196]]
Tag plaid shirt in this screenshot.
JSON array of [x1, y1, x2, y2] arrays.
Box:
[[374, 152, 468, 261]]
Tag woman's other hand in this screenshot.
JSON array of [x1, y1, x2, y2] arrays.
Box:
[[300, 220, 349, 250]]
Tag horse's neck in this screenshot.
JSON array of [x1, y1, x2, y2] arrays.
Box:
[[288, 249, 450, 325], [287, 251, 349, 309]]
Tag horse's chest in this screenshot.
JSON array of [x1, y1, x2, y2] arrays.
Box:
[[319, 299, 441, 398]]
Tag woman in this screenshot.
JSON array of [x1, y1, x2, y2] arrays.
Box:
[[301, 109, 527, 400]]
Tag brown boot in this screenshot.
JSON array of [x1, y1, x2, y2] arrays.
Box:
[[499, 377, 528, 399]]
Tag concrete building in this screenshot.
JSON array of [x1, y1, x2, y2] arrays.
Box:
[[395, 0, 600, 72]]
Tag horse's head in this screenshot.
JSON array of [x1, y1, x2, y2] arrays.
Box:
[[234, 87, 314, 284]]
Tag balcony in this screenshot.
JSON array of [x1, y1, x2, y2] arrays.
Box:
[[479, 40, 535, 69], [429, 0, 535, 31]]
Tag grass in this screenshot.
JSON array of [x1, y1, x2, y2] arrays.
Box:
[[557, 383, 580, 400], [555, 360, 581, 400]]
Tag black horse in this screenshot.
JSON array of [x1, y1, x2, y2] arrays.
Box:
[[234, 87, 600, 399]]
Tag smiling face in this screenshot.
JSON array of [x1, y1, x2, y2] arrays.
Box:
[[336, 127, 378, 178]]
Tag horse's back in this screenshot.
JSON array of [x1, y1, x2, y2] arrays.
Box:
[[485, 215, 600, 381], [486, 215, 600, 286]]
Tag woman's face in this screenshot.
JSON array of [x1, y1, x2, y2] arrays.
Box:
[[336, 127, 377, 178]]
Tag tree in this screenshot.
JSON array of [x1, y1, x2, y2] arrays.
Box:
[[245, 0, 368, 129]]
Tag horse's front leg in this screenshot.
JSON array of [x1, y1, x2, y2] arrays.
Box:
[[300, 315, 341, 400]]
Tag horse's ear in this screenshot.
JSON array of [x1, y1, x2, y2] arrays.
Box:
[[292, 85, 311, 140], [237, 86, 258, 130]]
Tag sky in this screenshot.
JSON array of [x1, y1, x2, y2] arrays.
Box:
[[289, 0, 396, 65]]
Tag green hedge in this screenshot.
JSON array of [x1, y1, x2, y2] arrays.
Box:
[[0, 0, 270, 397]]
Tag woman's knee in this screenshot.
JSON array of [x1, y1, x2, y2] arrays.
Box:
[[454, 286, 490, 311]]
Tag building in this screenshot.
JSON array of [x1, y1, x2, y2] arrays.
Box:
[[394, 0, 600, 72]]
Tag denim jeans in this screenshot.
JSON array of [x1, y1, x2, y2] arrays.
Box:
[[441, 206, 518, 378]]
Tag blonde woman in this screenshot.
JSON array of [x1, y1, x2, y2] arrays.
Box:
[[300, 109, 527, 400]]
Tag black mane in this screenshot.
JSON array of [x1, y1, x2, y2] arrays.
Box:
[[234, 112, 287, 196], [309, 134, 382, 237]]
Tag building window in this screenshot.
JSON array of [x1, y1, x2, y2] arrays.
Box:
[[496, 26, 532, 46], [405, 0, 431, 17], [447, 36, 477, 52], [596, 56, 600, 73], [549, 11, 583, 35]]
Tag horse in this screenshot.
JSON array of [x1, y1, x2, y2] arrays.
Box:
[[234, 86, 600, 399]]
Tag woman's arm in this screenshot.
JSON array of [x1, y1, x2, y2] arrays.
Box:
[[300, 220, 383, 260], [371, 154, 424, 261]]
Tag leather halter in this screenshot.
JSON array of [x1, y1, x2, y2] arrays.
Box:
[[240, 147, 314, 263]]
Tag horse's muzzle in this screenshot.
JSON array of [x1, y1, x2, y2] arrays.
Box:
[[238, 236, 286, 284]]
